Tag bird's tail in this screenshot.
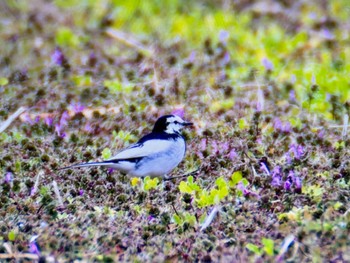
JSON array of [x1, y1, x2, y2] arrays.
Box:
[[57, 161, 116, 171]]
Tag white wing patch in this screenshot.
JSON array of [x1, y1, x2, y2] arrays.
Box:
[[107, 139, 174, 160]]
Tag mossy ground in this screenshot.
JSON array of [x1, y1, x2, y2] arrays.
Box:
[[0, 0, 350, 262]]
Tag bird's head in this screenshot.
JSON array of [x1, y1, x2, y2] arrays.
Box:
[[152, 115, 193, 134]]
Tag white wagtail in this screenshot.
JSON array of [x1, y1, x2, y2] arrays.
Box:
[[59, 115, 193, 179]]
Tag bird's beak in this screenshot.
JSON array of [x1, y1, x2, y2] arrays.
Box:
[[183, 122, 193, 127]]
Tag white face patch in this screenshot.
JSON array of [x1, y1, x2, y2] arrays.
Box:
[[165, 115, 186, 134]]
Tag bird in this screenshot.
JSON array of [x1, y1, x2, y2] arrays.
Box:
[[59, 115, 193, 179]]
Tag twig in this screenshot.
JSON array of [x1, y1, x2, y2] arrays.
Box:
[[251, 165, 259, 177], [52, 181, 64, 208], [31, 171, 43, 196], [0, 253, 39, 260], [106, 28, 154, 57], [200, 205, 221, 231], [276, 234, 295, 261], [342, 114, 348, 139], [171, 203, 180, 217], [0, 107, 27, 133], [3, 243, 12, 254]]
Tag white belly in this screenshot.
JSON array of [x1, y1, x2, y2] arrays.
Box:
[[129, 139, 186, 177]]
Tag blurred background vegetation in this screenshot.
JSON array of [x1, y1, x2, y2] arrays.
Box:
[[1, 0, 350, 118], [1, 0, 350, 262]]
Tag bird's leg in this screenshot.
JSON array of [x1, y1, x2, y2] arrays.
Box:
[[163, 168, 200, 181], [163, 174, 170, 180]]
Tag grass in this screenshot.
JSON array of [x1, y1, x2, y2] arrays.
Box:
[[0, 0, 350, 261]]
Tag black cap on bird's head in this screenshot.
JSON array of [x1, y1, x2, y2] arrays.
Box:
[[152, 115, 193, 134]]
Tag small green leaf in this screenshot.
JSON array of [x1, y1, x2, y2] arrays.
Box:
[[39, 186, 50, 195], [238, 118, 248, 129], [15, 161, 21, 172], [104, 79, 133, 94], [333, 201, 343, 210], [13, 132, 23, 142], [55, 27, 80, 47], [230, 171, 242, 186], [102, 148, 112, 160], [246, 243, 261, 255], [184, 213, 196, 226], [173, 214, 182, 225], [57, 213, 68, 220], [215, 177, 227, 189], [71, 75, 92, 87], [179, 176, 201, 193], [0, 77, 8, 86], [8, 230, 16, 241], [179, 181, 193, 194], [262, 238, 274, 256], [143, 176, 159, 191], [217, 186, 228, 199], [241, 178, 249, 187]]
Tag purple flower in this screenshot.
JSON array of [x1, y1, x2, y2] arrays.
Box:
[[219, 30, 229, 44], [55, 124, 66, 138], [44, 116, 54, 127], [30, 185, 38, 196], [295, 145, 304, 159], [318, 129, 324, 139], [222, 52, 230, 64], [289, 90, 296, 102], [211, 141, 218, 154], [237, 182, 260, 198], [288, 144, 304, 160], [288, 170, 302, 193], [29, 236, 40, 255], [308, 12, 317, 20], [88, 52, 97, 66], [107, 168, 114, 174], [260, 162, 270, 176], [84, 123, 93, 133], [188, 51, 196, 63], [321, 28, 334, 40], [256, 103, 262, 112], [79, 189, 84, 196], [22, 113, 34, 125], [311, 74, 316, 85], [288, 170, 295, 180], [294, 176, 302, 193], [171, 108, 185, 118], [284, 180, 291, 191], [200, 139, 207, 151], [237, 182, 248, 195], [59, 111, 69, 127], [229, 149, 237, 160], [273, 118, 291, 133], [51, 47, 65, 66], [55, 111, 70, 138], [290, 74, 296, 84], [271, 166, 282, 187], [71, 102, 85, 113], [219, 142, 229, 153], [262, 57, 274, 71], [4, 172, 13, 183]]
